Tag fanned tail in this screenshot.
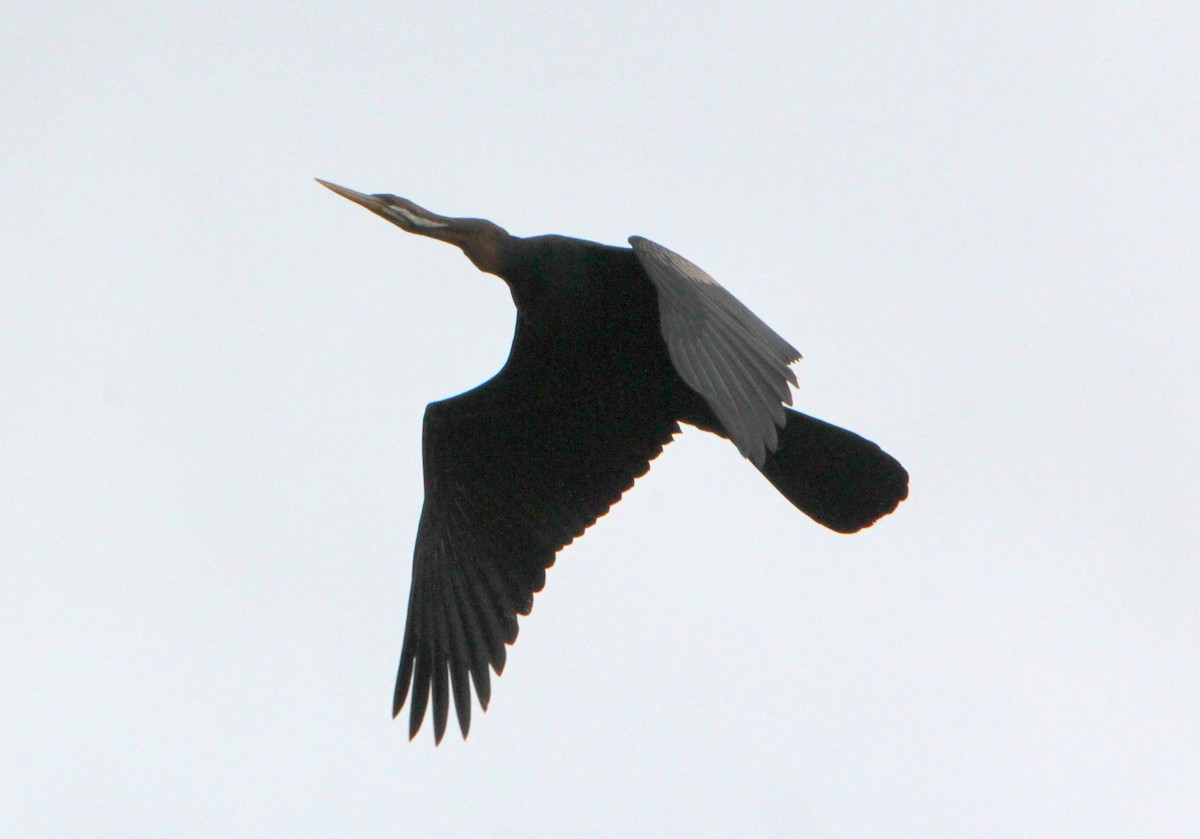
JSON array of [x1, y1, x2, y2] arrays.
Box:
[[757, 408, 908, 533]]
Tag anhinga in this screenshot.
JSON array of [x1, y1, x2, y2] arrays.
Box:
[[316, 179, 908, 743]]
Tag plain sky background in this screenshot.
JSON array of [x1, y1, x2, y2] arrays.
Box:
[[4, 2, 1198, 836]]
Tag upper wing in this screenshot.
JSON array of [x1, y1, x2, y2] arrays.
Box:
[[629, 236, 802, 467], [394, 352, 680, 743]]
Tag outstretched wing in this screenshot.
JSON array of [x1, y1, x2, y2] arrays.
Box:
[[630, 236, 802, 467], [394, 343, 680, 743]]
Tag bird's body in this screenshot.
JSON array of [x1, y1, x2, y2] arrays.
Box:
[[317, 180, 908, 743], [485, 236, 679, 402]]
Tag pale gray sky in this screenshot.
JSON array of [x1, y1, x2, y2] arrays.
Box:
[[4, 2, 1198, 836]]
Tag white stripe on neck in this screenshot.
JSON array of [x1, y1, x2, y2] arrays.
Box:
[[395, 207, 448, 229]]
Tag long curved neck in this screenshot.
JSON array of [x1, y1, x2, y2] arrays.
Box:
[[416, 217, 515, 277], [315, 182, 520, 278]]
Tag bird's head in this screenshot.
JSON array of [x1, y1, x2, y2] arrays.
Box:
[[316, 179, 511, 276]]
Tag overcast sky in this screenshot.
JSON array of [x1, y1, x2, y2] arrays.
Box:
[[4, 2, 1198, 836]]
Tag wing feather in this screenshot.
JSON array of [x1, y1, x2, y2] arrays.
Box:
[[406, 596, 433, 739], [447, 561, 493, 710], [395, 343, 680, 742], [630, 236, 801, 466], [430, 597, 451, 744], [705, 325, 791, 434], [442, 562, 475, 736]]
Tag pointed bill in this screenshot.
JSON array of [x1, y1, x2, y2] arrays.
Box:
[[315, 178, 389, 213]]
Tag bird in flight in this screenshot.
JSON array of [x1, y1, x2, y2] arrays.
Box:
[[316, 180, 908, 743]]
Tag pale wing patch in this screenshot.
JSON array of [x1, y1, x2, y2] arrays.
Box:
[[630, 236, 801, 467]]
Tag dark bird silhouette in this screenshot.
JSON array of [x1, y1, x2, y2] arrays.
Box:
[[316, 179, 908, 743]]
